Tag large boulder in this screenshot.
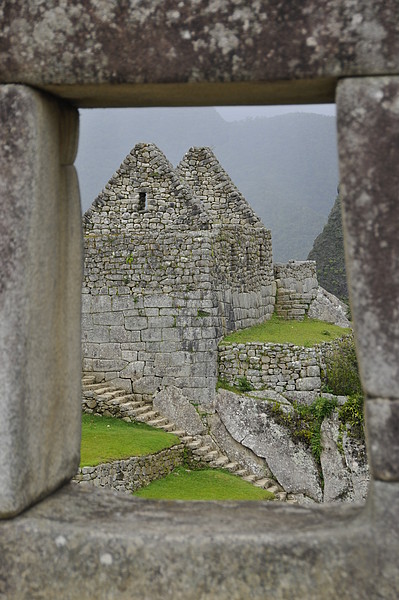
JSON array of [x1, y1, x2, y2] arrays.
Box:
[[215, 389, 322, 501], [320, 411, 369, 503], [320, 413, 354, 502], [153, 386, 205, 435], [308, 286, 351, 328], [208, 413, 271, 478]]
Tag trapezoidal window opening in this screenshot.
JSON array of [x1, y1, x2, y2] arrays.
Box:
[[138, 191, 147, 212]]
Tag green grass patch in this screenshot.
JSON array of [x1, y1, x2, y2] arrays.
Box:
[[221, 314, 350, 347], [80, 414, 180, 467], [132, 467, 275, 501]]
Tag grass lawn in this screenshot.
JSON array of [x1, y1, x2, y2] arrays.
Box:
[[80, 414, 180, 467], [221, 314, 350, 347], [132, 467, 275, 501]]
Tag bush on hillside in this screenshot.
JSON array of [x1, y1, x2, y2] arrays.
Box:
[[322, 335, 362, 397]]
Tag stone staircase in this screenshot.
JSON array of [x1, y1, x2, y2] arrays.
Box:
[[82, 374, 297, 503]]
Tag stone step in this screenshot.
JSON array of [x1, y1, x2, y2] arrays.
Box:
[[224, 462, 239, 473], [193, 445, 212, 456], [264, 480, 279, 491], [253, 478, 272, 488], [235, 469, 249, 477], [157, 423, 176, 432], [82, 375, 96, 385], [115, 394, 136, 403], [147, 417, 169, 427], [131, 406, 153, 416], [119, 401, 143, 411], [242, 474, 256, 483], [171, 430, 187, 438], [136, 410, 158, 422], [267, 485, 280, 495], [203, 450, 219, 462], [180, 435, 194, 443], [187, 440, 202, 450], [210, 456, 229, 468], [82, 383, 112, 392], [275, 492, 287, 501]]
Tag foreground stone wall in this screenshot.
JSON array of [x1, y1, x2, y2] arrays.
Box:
[[74, 445, 185, 494], [1, 3, 399, 599]]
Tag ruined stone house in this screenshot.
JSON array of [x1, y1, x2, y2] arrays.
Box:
[[82, 142, 275, 408]]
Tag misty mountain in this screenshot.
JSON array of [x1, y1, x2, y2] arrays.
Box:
[[308, 194, 348, 300], [76, 107, 338, 262]]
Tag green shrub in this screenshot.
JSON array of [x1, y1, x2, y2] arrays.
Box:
[[237, 376, 253, 392], [338, 394, 364, 438], [322, 335, 362, 397]]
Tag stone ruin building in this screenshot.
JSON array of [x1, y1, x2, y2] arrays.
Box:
[[82, 142, 346, 410], [82, 142, 276, 408]]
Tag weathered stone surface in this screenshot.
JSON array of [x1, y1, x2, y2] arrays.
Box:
[[133, 376, 161, 395], [321, 414, 354, 502], [208, 413, 270, 478], [342, 428, 370, 502], [0, 482, 398, 599], [1, 2, 399, 107], [308, 286, 351, 328], [337, 77, 399, 398], [216, 390, 322, 501], [153, 386, 205, 435], [366, 398, 399, 481], [0, 85, 81, 518]]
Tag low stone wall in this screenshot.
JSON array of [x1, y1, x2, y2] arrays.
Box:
[[274, 261, 318, 320], [218, 341, 323, 400], [74, 445, 185, 493]]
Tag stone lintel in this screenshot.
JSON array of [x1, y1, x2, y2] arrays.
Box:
[[1, 1, 399, 107]]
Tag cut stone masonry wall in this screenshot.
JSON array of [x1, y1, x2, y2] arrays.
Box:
[[219, 341, 323, 401], [82, 143, 275, 406], [274, 260, 319, 320], [74, 445, 185, 494]]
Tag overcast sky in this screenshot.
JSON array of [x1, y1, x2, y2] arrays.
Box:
[[214, 104, 336, 121]]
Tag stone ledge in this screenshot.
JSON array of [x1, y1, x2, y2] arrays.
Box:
[[0, 481, 398, 599]]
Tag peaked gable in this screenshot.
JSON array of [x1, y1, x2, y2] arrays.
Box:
[[84, 143, 209, 234], [177, 147, 264, 229]]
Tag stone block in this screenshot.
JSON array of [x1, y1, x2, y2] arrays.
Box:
[[109, 326, 140, 343], [90, 295, 111, 313], [141, 328, 162, 342], [337, 77, 399, 398], [125, 316, 148, 330], [93, 312, 124, 326], [153, 386, 205, 435], [0, 86, 81, 517], [366, 398, 399, 481], [296, 377, 321, 392], [133, 376, 161, 395]]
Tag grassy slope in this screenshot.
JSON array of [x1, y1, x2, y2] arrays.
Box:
[[80, 414, 180, 467], [133, 467, 275, 501], [221, 314, 350, 347]]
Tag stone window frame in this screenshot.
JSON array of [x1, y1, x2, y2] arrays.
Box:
[[1, 2, 398, 596]]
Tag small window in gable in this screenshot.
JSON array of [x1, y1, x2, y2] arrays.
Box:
[[138, 192, 146, 212]]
